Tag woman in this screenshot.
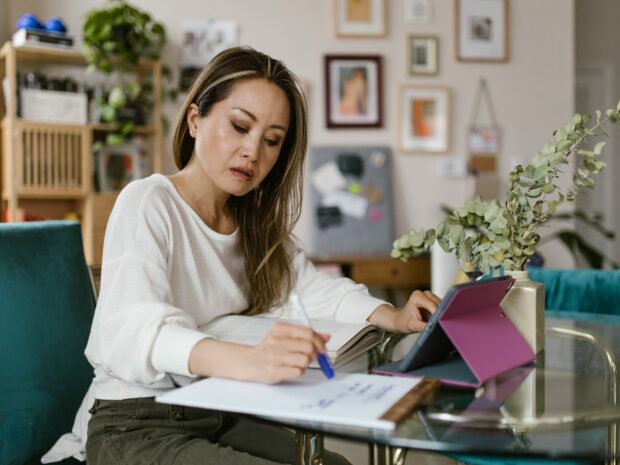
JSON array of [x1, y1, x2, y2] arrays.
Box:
[[85, 46, 440, 465]]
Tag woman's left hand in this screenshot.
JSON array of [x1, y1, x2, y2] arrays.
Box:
[[393, 290, 441, 333], [368, 290, 442, 333]]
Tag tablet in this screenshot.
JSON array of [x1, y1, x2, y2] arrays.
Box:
[[373, 275, 530, 388], [398, 276, 514, 372]]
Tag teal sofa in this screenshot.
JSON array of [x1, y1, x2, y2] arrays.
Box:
[[0, 221, 95, 464]]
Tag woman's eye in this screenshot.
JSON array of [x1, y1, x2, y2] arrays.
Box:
[[231, 122, 248, 134], [265, 138, 280, 147]]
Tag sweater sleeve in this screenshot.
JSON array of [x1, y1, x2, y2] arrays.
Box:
[[286, 248, 390, 323], [85, 182, 207, 385]]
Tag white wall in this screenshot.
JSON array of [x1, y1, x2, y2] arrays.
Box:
[[6, 0, 576, 266], [0, 0, 10, 43], [575, 0, 620, 264]]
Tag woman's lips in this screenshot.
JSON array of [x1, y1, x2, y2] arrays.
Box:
[[230, 167, 254, 180]]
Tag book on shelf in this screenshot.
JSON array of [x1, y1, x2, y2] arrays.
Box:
[[12, 28, 74, 49], [200, 313, 382, 369]]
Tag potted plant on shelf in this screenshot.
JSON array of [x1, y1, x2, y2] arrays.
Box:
[[391, 102, 620, 353], [82, 0, 173, 147], [82, 0, 166, 73]]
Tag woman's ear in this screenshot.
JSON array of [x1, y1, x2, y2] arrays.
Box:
[[187, 103, 199, 137]]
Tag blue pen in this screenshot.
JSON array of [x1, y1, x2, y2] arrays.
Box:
[[290, 292, 335, 379]]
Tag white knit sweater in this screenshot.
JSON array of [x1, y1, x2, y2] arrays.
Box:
[[85, 174, 387, 400]]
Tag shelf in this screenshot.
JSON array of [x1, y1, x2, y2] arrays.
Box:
[[5, 189, 87, 200], [1, 39, 162, 264], [7, 118, 87, 132], [90, 123, 155, 134], [3, 118, 155, 134], [0, 42, 157, 70], [93, 192, 121, 199]]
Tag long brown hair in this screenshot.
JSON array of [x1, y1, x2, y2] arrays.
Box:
[[171, 47, 308, 315]]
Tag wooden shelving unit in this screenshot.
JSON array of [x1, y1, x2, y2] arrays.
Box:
[[0, 41, 163, 265]]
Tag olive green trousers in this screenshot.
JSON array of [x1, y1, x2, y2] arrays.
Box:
[[86, 397, 351, 465]]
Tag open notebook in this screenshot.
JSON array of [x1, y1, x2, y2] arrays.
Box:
[[200, 314, 381, 368]]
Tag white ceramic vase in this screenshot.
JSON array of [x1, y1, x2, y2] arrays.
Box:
[[501, 269, 545, 354]]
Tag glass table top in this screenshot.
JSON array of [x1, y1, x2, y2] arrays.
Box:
[[281, 317, 620, 461]]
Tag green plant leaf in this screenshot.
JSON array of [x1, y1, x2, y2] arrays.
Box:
[[105, 133, 125, 146], [593, 141, 606, 155]]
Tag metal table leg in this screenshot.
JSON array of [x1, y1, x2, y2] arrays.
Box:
[[296, 430, 324, 465], [550, 326, 617, 465], [369, 443, 408, 465]]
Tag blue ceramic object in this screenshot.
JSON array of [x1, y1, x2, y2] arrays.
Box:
[[16, 13, 44, 31], [44, 17, 67, 34]]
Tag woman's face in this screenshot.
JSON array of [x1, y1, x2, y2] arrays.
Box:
[[187, 78, 290, 198]]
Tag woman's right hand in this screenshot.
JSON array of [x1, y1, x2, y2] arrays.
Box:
[[247, 322, 330, 384], [188, 322, 330, 384]]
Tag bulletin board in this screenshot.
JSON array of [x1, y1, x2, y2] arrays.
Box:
[[308, 146, 394, 257]]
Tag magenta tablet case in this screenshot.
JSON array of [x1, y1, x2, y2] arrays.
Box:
[[373, 277, 536, 388], [437, 278, 535, 387]]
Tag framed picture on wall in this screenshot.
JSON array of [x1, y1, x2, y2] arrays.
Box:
[[408, 35, 439, 76], [324, 55, 383, 128], [400, 86, 450, 153], [334, 0, 387, 38], [455, 0, 509, 62]]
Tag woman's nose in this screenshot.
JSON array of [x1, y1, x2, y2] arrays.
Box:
[[241, 137, 260, 161]]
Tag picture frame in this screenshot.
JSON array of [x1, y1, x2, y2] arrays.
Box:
[[334, 0, 386, 38], [324, 55, 383, 129], [404, 0, 433, 24], [455, 0, 509, 62], [179, 19, 239, 91], [408, 35, 439, 76], [400, 86, 450, 153], [95, 140, 148, 192]]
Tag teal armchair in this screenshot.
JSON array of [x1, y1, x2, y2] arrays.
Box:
[[0, 221, 96, 464], [529, 267, 620, 318]]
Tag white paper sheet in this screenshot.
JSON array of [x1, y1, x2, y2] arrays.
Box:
[[311, 161, 347, 195], [321, 191, 368, 219], [157, 372, 422, 430]]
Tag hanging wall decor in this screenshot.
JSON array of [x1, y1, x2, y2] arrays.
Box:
[[468, 78, 500, 172], [325, 55, 383, 128], [179, 19, 239, 91], [404, 0, 433, 24], [455, 0, 509, 62], [334, 0, 387, 38], [400, 86, 450, 153], [408, 35, 439, 76]]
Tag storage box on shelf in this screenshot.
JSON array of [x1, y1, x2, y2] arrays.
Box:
[[0, 41, 163, 265]]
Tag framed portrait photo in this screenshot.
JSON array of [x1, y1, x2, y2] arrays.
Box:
[[400, 86, 450, 153], [408, 35, 439, 76], [334, 0, 386, 38], [455, 0, 509, 62], [324, 55, 383, 128]]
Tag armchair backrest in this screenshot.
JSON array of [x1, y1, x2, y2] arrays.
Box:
[[0, 221, 96, 464], [528, 267, 620, 315]]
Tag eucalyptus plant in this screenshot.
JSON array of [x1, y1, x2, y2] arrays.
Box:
[[392, 101, 620, 274]]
